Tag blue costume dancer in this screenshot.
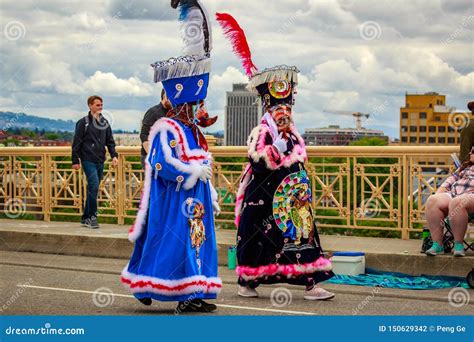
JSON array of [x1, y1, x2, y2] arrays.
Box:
[[121, 0, 221, 313]]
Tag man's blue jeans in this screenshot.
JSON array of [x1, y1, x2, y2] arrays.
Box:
[[82, 160, 104, 219]]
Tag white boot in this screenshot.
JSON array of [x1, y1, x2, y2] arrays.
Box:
[[238, 285, 259, 298], [304, 286, 335, 300]]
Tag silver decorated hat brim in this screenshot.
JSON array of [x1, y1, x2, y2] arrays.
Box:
[[247, 65, 299, 93], [151, 56, 211, 83]]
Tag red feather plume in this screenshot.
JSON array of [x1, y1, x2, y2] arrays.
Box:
[[215, 12, 258, 77]]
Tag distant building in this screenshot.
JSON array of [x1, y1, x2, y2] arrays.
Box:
[[389, 138, 400, 146], [0, 133, 33, 147], [399, 92, 473, 145], [0, 136, 70, 147], [204, 135, 217, 147], [32, 140, 70, 147], [0, 131, 8, 143], [224, 83, 261, 146], [114, 133, 141, 146], [303, 125, 387, 146], [204, 133, 224, 146]]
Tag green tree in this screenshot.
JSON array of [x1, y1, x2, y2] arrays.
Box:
[[349, 136, 388, 146], [44, 132, 60, 140], [20, 128, 36, 138], [4, 138, 20, 146]]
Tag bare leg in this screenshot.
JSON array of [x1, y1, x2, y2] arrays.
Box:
[[448, 194, 474, 243], [425, 193, 451, 244]]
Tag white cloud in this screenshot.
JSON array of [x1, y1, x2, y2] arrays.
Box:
[[0, 0, 472, 140], [70, 12, 108, 30], [208, 66, 248, 108], [28, 49, 84, 94], [83, 71, 153, 97], [0, 97, 17, 107], [454, 72, 474, 94], [18, 46, 153, 97]]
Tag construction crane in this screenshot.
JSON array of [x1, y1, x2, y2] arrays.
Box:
[[323, 110, 370, 130]]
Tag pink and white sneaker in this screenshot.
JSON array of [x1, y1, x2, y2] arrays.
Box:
[[304, 286, 335, 300], [237, 286, 259, 298]]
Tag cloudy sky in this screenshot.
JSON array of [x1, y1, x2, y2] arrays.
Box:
[[1, 0, 472, 138]]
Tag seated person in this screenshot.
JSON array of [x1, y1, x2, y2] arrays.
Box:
[[425, 147, 474, 257]]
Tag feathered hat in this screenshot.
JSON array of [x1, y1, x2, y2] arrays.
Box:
[[215, 13, 299, 109], [151, 0, 213, 107]]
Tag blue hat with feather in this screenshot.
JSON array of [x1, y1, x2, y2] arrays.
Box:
[[152, 0, 213, 107]]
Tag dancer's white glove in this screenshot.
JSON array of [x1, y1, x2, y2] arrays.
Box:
[[212, 201, 221, 216], [199, 164, 212, 182], [273, 132, 287, 153]]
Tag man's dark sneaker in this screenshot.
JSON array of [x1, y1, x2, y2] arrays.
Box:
[[176, 299, 216, 313], [199, 299, 217, 312], [138, 297, 152, 306], [80, 218, 88, 227], [87, 216, 99, 229]]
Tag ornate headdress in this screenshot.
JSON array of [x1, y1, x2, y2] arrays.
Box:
[[216, 13, 299, 109], [149, 0, 217, 130], [151, 1, 213, 108]]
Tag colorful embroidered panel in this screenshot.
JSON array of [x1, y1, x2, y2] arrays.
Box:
[[272, 170, 312, 242]]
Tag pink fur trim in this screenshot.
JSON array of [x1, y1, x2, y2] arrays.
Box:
[[121, 266, 222, 296], [254, 126, 279, 168], [236, 124, 307, 227], [236, 257, 332, 281], [248, 124, 307, 170]]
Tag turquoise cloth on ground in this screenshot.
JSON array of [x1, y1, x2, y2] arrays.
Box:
[[326, 268, 469, 289]]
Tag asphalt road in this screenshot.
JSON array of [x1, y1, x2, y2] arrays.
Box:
[[0, 251, 472, 316]]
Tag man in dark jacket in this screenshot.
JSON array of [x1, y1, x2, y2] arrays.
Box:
[[139, 89, 171, 169], [72, 95, 118, 229], [459, 101, 474, 162]]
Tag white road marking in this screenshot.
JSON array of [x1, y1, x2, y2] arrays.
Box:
[[212, 303, 315, 315], [18, 284, 132, 298], [18, 284, 315, 316]]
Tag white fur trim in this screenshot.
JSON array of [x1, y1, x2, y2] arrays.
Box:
[[148, 118, 211, 190], [158, 127, 203, 190], [128, 118, 211, 242], [209, 182, 218, 203], [148, 118, 211, 161], [128, 161, 153, 242], [260, 112, 279, 140], [248, 124, 306, 170], [121, 265, 222, 296], [282, 125, 307, 167], [248, 125, 280, 169]]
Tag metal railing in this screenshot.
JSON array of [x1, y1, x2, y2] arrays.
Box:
[[0, 146, 458, 239]]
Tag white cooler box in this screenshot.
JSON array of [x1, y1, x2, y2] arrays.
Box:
[[331, 251, 365, 275]]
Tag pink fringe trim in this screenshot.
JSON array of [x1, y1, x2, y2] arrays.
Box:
[[255, 126, 279, 169], [251, 124, 307, 171], [236, 257, 332, 281]]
